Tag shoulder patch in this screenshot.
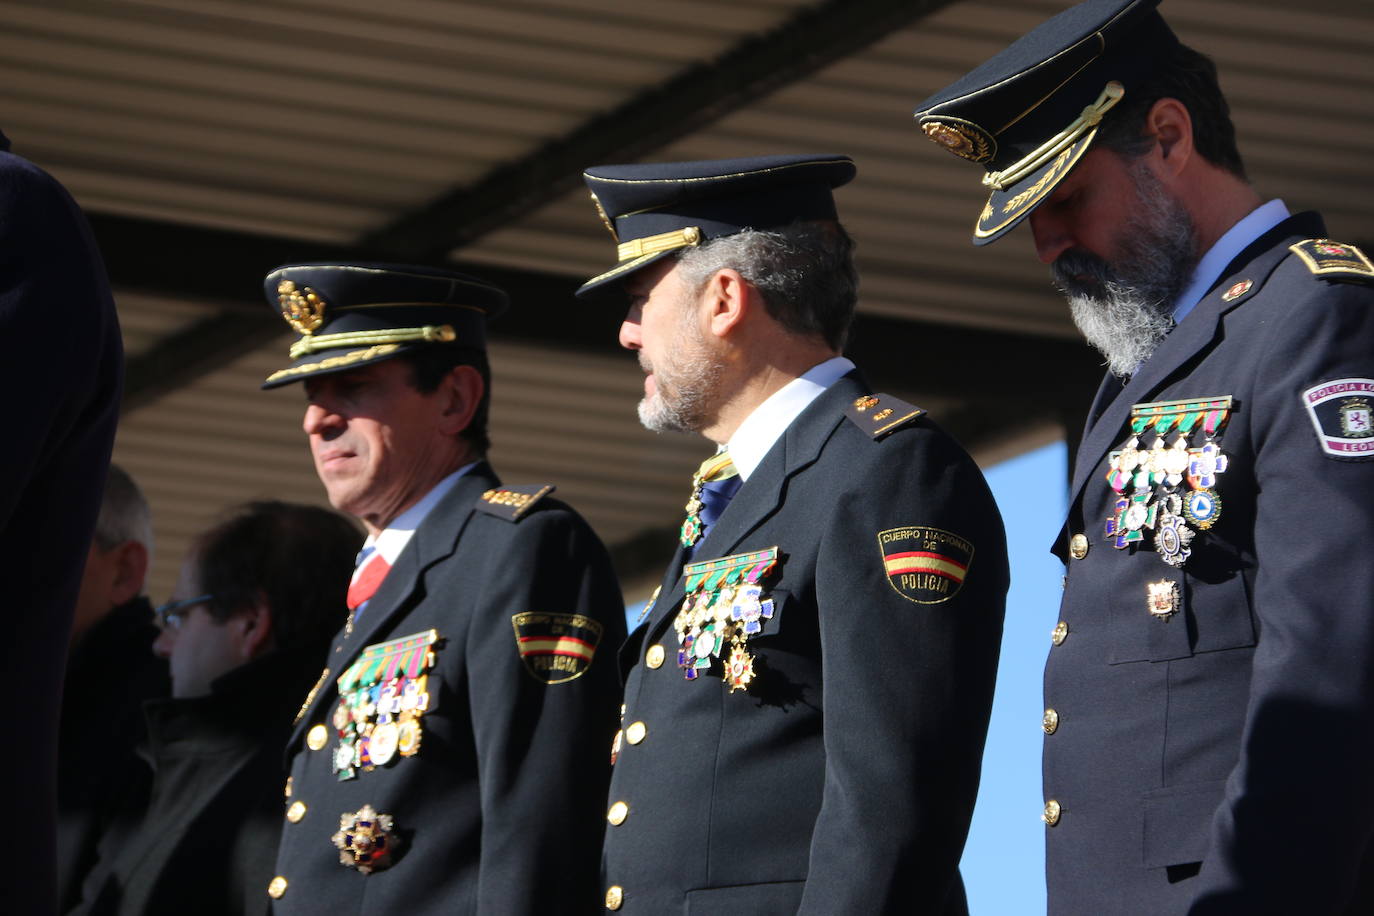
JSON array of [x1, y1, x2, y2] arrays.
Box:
[[878, 526, 973, 604], [511, 613, 603, 684], [477, 484, 555, 521], [1289, 239, 1374, 282], [1302, 378, 1374, 459], [845, 393, 925, 440]]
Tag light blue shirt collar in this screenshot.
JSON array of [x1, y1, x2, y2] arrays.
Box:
[[727, 356, 855, 481], [362, 461, 479, 563], [1172, 199, 1289, 326]]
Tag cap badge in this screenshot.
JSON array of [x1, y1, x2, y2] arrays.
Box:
[[278, 280, 327, 335], [919, 117, 995, 163]]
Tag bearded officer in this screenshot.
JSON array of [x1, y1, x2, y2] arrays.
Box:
[[913, 1, 1374, 911], [577, 154, 1008, 914], [260, 263, 625, 914]]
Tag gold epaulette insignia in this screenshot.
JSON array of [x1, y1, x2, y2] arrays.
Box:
[[845, 393, 925, 440], [477, 484, 555, 521], [1289, 239, 1374, 282]]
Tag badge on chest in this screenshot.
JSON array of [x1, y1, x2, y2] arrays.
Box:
[[673, 547, 781, 692], [1102, 396, 1234, 568], [332, 630, 439, 780]]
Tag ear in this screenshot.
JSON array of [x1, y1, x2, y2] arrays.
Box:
[[1145, 97, 1193, 179], [701, 268, 751, 341], [231, 596, 276, 661], [435, 364, 484, 438], [108, 540, 149, 607]]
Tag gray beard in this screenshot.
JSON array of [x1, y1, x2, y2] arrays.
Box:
[[637, 313, 725, 434], [1053, 161, 1199, 379]]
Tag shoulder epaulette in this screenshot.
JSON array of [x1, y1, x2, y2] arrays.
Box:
[[477, 484, 555, 521], [844, 392, 925, 440], [1289, 239, 1374, 283]]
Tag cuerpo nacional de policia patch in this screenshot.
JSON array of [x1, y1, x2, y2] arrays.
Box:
[[877, 526, 973, 604], [1303, 378, 1374, 458], [511, 613, 603, 684]]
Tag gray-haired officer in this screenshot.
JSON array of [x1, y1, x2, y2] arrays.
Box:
[[259, 263, 626, 914], [578, 155, 1008, 914], [914, 1, 1374, 912]]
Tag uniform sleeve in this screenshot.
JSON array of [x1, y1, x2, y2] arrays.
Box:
[[0, 156, 119, 527], [1190, 277, 1374, 912], [798, 428, 1009, 914], [463, 507, 626, 915]]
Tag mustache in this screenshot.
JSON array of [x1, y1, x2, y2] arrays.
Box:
[[1050, 249, 1116, 297]]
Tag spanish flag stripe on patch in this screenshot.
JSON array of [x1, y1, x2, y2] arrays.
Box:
[[883, 551, 967, 582], [518, 637, 597, 661]]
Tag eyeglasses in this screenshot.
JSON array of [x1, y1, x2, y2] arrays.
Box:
[[152, 593, 217, 631]]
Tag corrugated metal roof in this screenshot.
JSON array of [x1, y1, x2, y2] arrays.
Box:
[[4, 0, 1369, 600]]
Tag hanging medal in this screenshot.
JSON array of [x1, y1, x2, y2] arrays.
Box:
[[332, 630, 439, 780], [673, 547, 779, 691]]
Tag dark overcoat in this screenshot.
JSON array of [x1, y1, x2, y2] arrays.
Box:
[[271, 463, 625, 915], [601, 371, 1008, 914], [1044, 213, 1374, 914], [0, 132, 123, 915]]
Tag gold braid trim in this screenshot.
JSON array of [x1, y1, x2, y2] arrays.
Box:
[[264, 345, 402, 384], [983, 81, 1124, 192], [616, 226, 702, 262], [288, 324, 456, 359]]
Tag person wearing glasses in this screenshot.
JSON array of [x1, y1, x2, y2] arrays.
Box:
[[70, 501, 361, 916]]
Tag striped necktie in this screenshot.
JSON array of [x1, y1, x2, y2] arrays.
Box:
[[680, 450, 741, 548]]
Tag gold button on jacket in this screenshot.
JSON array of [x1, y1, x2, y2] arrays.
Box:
[[268, 876, 288, 899], [286, 801, 307, 823], [645, 645, 665, 668], [605, 885, 624, 910], [1043, 799, 1062, 827], [1042, 708, 1059, 735], [1052, 621, 1068, 646], [607, 801, 628, 826], [1069, 533, 1089, 559], [625, 721, 646, 745], [305, 724, 328, 751]]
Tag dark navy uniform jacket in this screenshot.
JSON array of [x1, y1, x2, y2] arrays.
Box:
[[602, 371, 1008, 914], [1045, 213, 1374, 914], [0, 134, 123, 916], [272, 464, 625, 914]]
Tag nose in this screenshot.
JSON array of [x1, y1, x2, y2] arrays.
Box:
[[618, 307, 643, 351], [303, 401, 342, 437], [152, 627, 174, 659], [1029, 209, 1073, 265]]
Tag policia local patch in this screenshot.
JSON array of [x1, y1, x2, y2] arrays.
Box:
[[878, 527, 973, 604], [1304, 378, 1374, 458]]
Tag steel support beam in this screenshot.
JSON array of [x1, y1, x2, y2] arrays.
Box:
[[359, 0, 959, 260]]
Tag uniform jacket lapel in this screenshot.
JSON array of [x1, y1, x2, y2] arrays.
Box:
[[1065, 214, 1324, 511], [637, 372, 864, 648], [288, 463, 498, 748]]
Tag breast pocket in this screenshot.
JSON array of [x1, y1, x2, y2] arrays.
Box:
[[1110, 568, 1256, 664]]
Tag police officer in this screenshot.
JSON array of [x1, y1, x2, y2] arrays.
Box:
[[260, 263, 626, 914], [914, 1, 1374, 911], [577, 155, 1008, 913]]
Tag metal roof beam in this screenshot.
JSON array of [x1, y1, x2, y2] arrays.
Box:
[[94, 213, 1102, 422], [359, 0, 958, 260]]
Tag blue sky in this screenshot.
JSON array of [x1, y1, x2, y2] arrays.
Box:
[[960, 440, 1067, 914]]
